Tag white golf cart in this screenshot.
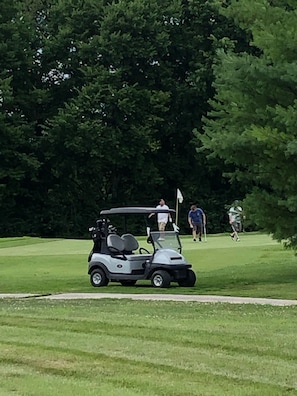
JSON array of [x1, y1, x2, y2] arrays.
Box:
[[88, 207, 196, 288]]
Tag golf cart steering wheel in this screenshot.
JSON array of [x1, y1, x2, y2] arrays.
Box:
[[139, 247, 150, 254]]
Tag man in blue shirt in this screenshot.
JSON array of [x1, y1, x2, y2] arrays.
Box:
[[188, 204, 206, 242]]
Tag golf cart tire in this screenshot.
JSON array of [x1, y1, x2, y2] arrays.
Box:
[[120, 280, 137, 286], [178, 269, 196, 287], [151, 270, 171, 288], [90, 268, 109, 287]]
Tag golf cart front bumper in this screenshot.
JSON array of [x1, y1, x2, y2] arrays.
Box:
[[148, 263, 192, 280]]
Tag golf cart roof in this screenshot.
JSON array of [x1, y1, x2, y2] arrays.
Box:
[[100, 207, 175, 215]]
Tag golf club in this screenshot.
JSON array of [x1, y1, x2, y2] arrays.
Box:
[[203, 223, 207, 242]]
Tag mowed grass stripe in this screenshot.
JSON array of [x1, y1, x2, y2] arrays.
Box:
[[1, 299, 297, 395], [0, 361, 147, 396], [0, 234, 296, 395], [1, 302, 296, 360], [1, 349, 286, 396], [0, 336, 294, 395]]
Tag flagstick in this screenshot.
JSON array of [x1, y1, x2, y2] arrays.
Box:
[[175, 191, 179, 226], [175, 188, 183, 228]]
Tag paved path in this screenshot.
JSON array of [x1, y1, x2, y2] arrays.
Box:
[[1, 293, 297, 306]]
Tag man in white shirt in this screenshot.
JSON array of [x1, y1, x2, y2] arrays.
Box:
[[228, 200, 243, 241], [149, 199, 172, 232]]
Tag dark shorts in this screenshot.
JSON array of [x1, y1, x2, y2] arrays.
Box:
[[192, 223, 203, 233], [231, 221, 242, 232]]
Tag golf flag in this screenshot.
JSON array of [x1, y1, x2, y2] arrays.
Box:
[[175, 188, 183, 227], [177, 188, 184, 203]]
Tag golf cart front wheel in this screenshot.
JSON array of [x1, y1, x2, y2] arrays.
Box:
[[151, 270, 171, 288], [90, 268, 109, 287], [178, 269, 196, 287]]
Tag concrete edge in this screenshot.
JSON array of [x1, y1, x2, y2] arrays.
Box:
[[1, 293, 296, 306]]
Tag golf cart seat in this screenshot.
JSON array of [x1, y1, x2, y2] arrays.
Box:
[[121, 233, 139, 254], [107, 234, 125, 255]]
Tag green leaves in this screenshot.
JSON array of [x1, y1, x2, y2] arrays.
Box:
[[0, 0, 251, 236], [202, 0, 297, 248]]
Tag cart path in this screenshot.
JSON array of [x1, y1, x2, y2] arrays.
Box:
[[0, 293, 297, 306]]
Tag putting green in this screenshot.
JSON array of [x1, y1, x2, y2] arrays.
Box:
[[180, 232, 278, 250], [0, 232, 278, 257]]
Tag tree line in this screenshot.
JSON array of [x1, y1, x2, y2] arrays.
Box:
[[1, 0, 295, 245]]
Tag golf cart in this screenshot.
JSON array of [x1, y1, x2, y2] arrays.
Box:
[[87, 207, 196, 288]]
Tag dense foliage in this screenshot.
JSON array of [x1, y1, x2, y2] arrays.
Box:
[[1, 0, 249, 237], [201, 0, 297, 247]]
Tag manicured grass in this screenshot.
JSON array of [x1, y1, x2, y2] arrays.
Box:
[[1, 234, 297, 395], [0, 298, 296, 395], [0, 233, 296, 299], [182, 233, 297, 299]]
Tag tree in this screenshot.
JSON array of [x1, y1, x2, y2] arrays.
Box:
[[201, 0, 297, 247], [35, 0, 173, 235], [43, 0, 250, 235], [0, 0, 252, 237], [0, 0, 44, 235]]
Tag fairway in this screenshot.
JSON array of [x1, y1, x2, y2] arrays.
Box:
[[0, 234, 297, 395], [0, 299, 296, 396], [0, 233, 297, 299]]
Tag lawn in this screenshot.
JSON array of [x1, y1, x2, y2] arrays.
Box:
[[0, 233, 297, 395], [1, 299, 297, 396], [0, 233, 297, 299]]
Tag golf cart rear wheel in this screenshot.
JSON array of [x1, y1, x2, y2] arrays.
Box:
[[178, 269, 196, 287], [120, 280, 137, 286], [90, 268, 109, 287], [151, 270, 171, 288]]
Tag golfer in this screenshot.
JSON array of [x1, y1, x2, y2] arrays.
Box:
[[188, 204, 206, 242], [149, 199, 172, 233], [228, 200, 243, 241]]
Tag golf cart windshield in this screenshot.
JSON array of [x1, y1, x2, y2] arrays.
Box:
[[150, 231, 182, 253]]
